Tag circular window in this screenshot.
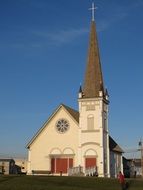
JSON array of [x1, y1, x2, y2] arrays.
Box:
[[56, 119, 69, 133]]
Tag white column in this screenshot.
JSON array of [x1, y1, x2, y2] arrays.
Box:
[[27, 149, 31, 175], [106, 103, 110, 177], [107, 133, 110, 177], [78, 100, 83, 167], [121, 155, 123, 174], [99, 100, 104, 177]]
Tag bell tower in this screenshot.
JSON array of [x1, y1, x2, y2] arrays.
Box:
[[78, 3, 110, 177]]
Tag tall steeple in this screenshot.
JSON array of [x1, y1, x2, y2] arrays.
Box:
[[83, 10, 104, 98], [78, 3, 110, 177]]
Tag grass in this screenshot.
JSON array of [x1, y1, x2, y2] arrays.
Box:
[[0, 175, 143, 190]]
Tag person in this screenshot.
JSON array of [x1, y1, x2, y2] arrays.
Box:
[[118, 171, 126, 190]]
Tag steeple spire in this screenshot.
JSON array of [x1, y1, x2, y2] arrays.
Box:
[[83, 8, 104, 98]]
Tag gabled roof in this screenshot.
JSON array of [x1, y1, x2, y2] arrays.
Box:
[[61, 104, 79, 123], [26, 104, 122, 153], [83, 21, 104, 98], [109, 136, 124, 153], [26, 104, 79, 148]]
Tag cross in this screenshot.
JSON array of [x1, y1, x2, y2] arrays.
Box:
[[89, 2, 97, 21]]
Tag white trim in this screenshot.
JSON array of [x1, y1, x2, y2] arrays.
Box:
[[26, 104, 79, 148]]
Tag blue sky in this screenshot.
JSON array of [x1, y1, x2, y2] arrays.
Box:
[[0, 0, 143, 158]]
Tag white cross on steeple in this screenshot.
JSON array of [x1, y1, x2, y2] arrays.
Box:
[[89, 2, 97, 21]]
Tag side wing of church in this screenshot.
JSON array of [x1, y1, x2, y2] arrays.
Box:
[[26, 6, 123, 178]]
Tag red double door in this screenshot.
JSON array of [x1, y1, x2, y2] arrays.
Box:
[[51, 158, 73, 173], [85, 157, 96, 168]]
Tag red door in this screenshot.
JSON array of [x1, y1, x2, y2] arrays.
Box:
[[51, 158, 73, 174], [56, 158, 68, 173], [85, 158, 96, 168]]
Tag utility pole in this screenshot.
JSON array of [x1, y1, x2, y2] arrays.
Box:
[[139, 139, 143, 177]]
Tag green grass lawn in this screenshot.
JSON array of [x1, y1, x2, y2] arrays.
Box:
[[0, 175, 143, 190]]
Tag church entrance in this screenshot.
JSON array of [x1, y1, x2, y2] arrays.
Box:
[[51, 158, 73, 174], [85, 157, 96, 168]]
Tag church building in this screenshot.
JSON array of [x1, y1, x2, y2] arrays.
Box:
[[26, 4, 123, 177]]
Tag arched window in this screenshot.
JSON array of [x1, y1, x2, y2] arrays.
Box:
[[84, 149, 97, 169], [87, 115, 94, 130]]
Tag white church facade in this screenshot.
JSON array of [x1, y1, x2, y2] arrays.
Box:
[[26, 5, 123, 177]]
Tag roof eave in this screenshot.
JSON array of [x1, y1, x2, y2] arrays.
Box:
[[26, 104, 79, 149]]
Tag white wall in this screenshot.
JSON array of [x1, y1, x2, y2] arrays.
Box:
[[27, 107, 79, 174]]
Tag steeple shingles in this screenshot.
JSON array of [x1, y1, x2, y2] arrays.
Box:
[[83, 21, 104, 98]]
